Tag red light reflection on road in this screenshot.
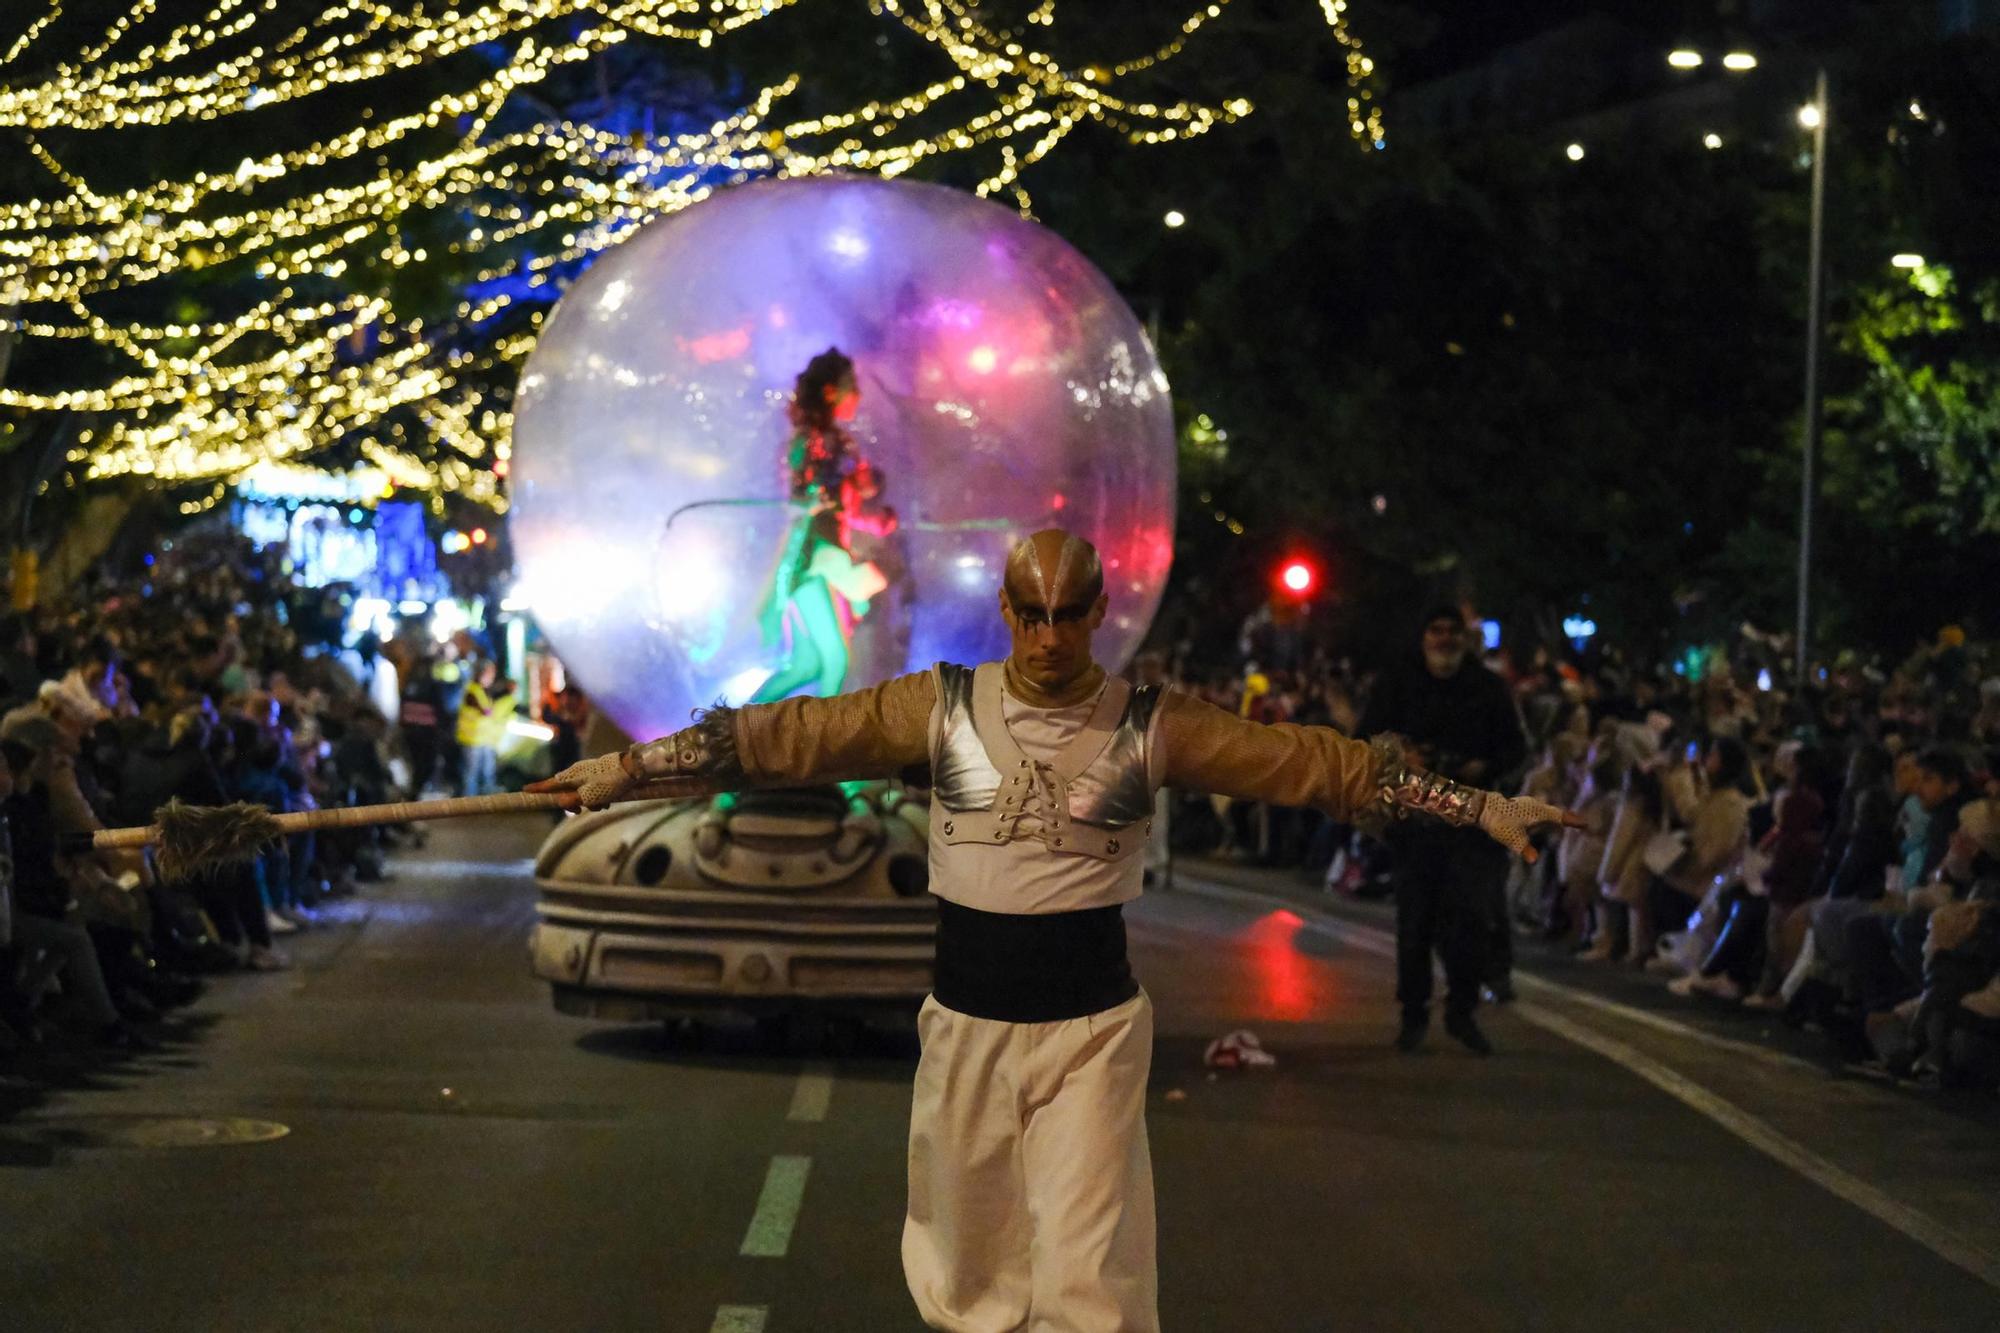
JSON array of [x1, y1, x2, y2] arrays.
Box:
[[1244, 908, 1321, 1022]]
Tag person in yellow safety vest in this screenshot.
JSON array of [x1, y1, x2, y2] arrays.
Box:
[[456, 660, 517, 796]]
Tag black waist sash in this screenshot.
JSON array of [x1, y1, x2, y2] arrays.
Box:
[[931, 898, 1138, 1022]]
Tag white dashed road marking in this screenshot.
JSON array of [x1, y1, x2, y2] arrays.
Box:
[[708, 1305, 768, 1333], [740, 1155, 813, 1258], [788, 1063, 834, 1123], [720, 1069, 836, 1322]]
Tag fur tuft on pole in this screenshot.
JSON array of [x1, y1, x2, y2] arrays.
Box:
[[151, 799, 284, 883]]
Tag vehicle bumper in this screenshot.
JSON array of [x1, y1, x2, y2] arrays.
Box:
[[531, 880, 936, 1015]]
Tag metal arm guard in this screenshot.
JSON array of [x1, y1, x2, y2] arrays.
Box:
[[1359, 734, 1489, 834], [623, 707, 746, 786]]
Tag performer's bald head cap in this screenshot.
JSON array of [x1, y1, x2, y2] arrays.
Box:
[[1003, 529, 1103, 610]]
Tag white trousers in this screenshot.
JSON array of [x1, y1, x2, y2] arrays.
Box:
[[902, 989, 1159, 1333]]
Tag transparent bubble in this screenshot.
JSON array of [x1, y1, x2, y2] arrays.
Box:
[[511, 176, 1176, 742]]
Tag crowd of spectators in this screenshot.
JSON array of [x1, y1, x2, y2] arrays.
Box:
[[0, 533, 408, 1058], [1158, 618, 2000, 1090], [392, 632, 543, 800], [7, 522, 1995, 1093]]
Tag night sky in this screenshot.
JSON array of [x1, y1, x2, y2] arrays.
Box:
[[1374, 0, 1841, 81]]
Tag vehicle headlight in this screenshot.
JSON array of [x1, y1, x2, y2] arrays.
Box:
[[632, 845, 673, 886]]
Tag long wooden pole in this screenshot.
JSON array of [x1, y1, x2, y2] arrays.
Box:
[[91, 780, 711, 852]]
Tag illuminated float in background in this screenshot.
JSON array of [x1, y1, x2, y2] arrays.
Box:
[[511, 175, 1176, 1026], [509, 174, 1177, 741]]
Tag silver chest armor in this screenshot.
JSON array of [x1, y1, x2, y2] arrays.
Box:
[[930, 662, 1161, 862]]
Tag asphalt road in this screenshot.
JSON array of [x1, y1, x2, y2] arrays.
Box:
[[5, 814, 1998, 1332]]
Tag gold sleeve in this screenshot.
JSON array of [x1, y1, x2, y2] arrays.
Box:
[[1157, 689, 1390, 823], [731, 670, 937, 785]]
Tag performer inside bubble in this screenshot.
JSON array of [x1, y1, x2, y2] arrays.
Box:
[[752, 347, 894, 702], [507, 176, 1179, 741]]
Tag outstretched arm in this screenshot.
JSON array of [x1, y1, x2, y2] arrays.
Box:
[[1159, 690, 1384, 820], [529, 671, 937, 807], [727, 670, 936, 784], [1157, 691, 1579, 861]]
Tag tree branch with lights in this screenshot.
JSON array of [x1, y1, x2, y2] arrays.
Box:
[[0, 0, 1381, 533]]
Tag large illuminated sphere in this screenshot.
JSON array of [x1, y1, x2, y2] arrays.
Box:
[[510, 175, 1175, 741]]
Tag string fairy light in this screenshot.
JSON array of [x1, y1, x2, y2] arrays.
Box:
[[1, 3, 69, 70], [0, 1, 1381, 497]]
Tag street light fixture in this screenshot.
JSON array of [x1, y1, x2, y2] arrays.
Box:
[[1565, 142, 1586, 162], [1163, 209, 1186, 229], [1891, 253, 1927, 269], [1670, 49, 1756, 72], [1797, 102, 1823, 130], [1703, 132, 1724, 150]]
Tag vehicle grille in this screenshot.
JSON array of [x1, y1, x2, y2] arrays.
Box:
[[789, 957, 935, 992], [597, 948, 726, 990]]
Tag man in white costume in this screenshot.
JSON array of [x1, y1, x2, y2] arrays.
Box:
[[533, 529, 1574, 1333]]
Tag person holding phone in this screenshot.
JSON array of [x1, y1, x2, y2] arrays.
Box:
[[1646, 736, 1754, 972]]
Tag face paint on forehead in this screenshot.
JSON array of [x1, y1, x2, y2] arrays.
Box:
[[1008, 532, 1099, 614], [1049, 535, 1104, 609], [1050, 537, 1077, 605], [1025, 538, 1054, 608]]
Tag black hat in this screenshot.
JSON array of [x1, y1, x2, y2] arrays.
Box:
[[1420, 604, 1465, 631]]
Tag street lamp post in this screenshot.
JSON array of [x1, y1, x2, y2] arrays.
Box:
[[1669, 48, 1828, 682], [1797, 70, 1828, 685]]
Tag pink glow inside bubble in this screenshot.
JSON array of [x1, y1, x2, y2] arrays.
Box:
[[509, 176, 1177, 742]]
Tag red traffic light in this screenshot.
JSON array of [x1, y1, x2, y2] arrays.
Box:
[[1278, 560, 1315, 595]]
